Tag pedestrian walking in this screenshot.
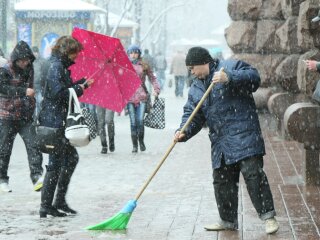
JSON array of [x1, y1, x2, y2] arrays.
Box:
[[170, 50, 188, 97], [96, 106, 115, 154], [0, 41, 44, 193], [127, 45, 160, 153], [155, 51, 167, 90], [174, 47, 279, 234], [38, 36, 94, 218], [31, 46, 49, 117], [142, 49, 156, 93], [142, 49, 155, 71]]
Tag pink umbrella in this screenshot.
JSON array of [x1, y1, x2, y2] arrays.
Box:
[[70, 27, 141, 113]]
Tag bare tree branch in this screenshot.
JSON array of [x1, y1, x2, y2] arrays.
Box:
[[110, 0, 134, 37], [140, 1, 187, 44], [152, 21, 163, 45]]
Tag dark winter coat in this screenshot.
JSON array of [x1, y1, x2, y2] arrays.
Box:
[[179, 60, 265, 169], [0, 41, 36, 120], [33, 57, 50, 94], [39, 53, 84, 128]]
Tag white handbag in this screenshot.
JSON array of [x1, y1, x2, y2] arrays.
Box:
[[65, 88, 90, 147]]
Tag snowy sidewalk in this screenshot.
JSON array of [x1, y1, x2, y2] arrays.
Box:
[[1, 86, 319, 240]]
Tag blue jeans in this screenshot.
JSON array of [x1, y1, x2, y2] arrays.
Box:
[[174, 76, 185, 97], [0, 119, 43, 184], [156, 70, 166, 90], [213, 155, 276, 229], [127, 102, 146, 137]]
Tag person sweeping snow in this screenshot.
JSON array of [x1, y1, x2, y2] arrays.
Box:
[[174, 46, 279, 234]]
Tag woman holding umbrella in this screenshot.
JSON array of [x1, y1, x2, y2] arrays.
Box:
[[38, 36, 93, 217], [127, 45, 160, 153]]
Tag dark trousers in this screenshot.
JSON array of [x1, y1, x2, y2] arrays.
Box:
[[96, 107, 115, 148], [41, 139, 79, 209], [47, 139, 79, 172], [0, 119, 43, 184], [213, 155, 276, 228]]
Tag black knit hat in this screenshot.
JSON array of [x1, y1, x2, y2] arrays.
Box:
[[185, 47, 214, 66]]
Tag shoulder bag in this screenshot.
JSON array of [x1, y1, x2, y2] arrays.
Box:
[[141, 81, 152, 113], [65, 88, 90, 147], [144, 97, 165, 129], [34, 82, 64, 154]]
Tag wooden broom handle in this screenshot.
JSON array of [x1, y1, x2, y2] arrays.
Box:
[[134, 69, 222, 201]]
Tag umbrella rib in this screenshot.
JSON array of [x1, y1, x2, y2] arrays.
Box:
[[107, 43, 138, 106], [109, 62, 125, 106], [111, 41, 136, 75], [88, 32, 114, 61]]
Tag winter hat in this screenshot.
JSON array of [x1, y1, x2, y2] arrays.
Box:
[[10, 41, 35, 63], [185, 46, 214, 66], [127, 44, 141, 55]]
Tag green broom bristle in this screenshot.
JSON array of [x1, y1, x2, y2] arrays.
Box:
[[85, 200, 137, 231], [86, 212, 133, 230]]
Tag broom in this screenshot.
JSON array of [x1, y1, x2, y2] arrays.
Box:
[[85, 69, 223, 231]]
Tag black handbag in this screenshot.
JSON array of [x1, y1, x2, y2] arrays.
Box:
[[34, 81, 64, 154], [144, 97, 165, 129], [35, 125, 64, 154]]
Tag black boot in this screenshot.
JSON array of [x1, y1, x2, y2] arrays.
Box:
[[53, 167, 77, 214], [138, 134, 146, 152], [40, 169, 66, 218], [109, 136, 115, 152], [108, 122, 115, 152], [131, 135, 138, 153], [101, 146, 108, 154], [100, 136, 108, 154]]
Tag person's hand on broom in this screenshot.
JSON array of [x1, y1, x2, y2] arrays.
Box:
[[174, 130, 186, 142], [212, 67, 228, 84], [174, 68, 227, 144]]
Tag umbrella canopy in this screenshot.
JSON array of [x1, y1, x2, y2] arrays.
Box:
[[70, 28, 141, 112]]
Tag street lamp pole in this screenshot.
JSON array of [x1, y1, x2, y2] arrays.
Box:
[[0, 0, 7, 54]]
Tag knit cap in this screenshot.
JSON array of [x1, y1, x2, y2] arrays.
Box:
[[185, 47, 213, 66], [127, 45, 141, 54]]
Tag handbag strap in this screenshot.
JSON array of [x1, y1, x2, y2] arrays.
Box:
[[140, 80, 149, 95], [68, 88, 82, 115]]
